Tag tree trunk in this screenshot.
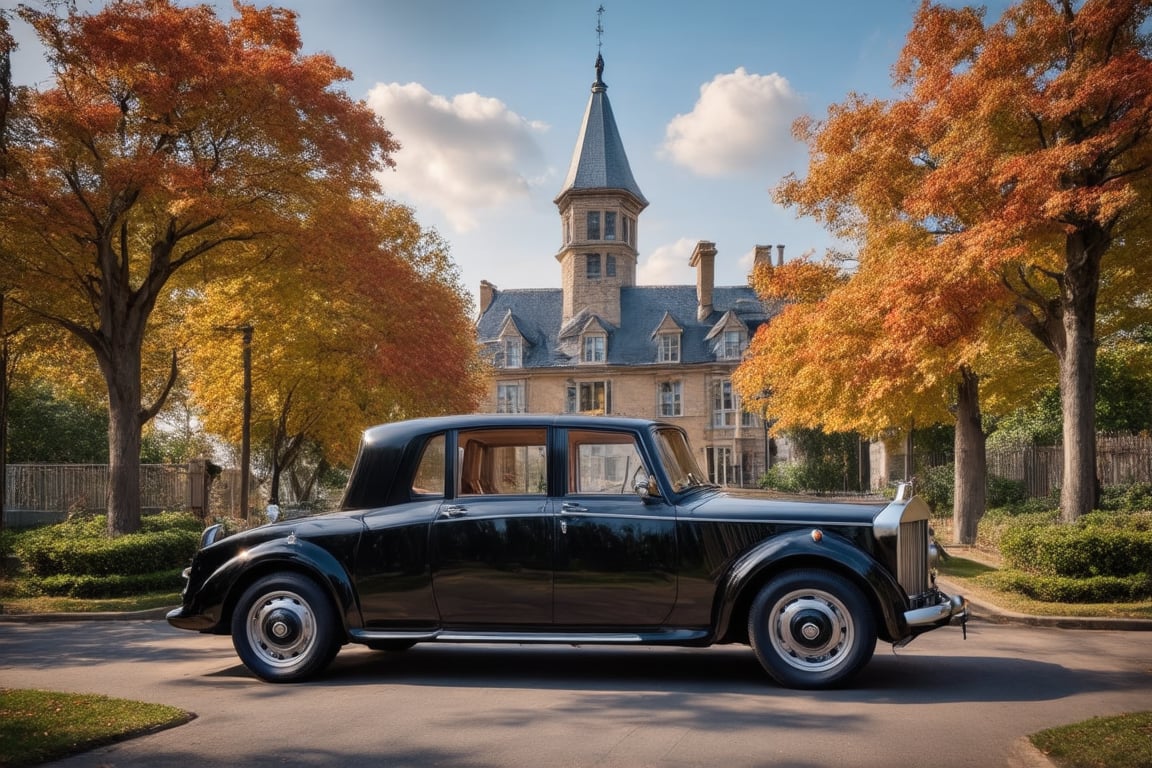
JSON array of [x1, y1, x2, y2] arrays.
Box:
[[0, 296, 8, 532], [100, 339, 145, 537], [1058, 229, 1104, 523], [952, 367, 986, 545]]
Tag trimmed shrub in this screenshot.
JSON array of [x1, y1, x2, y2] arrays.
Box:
[[17, 570, 186, 599], [981, 570, 1152, 603], [998, 512, 1152, 578], [13, 513, 200, 578]]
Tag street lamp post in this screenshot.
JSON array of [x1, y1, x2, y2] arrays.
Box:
[[216, 324, 253, 519]]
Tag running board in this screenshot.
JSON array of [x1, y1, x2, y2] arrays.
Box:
[[348, 628, 710, 645]]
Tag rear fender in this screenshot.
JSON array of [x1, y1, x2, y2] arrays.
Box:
[[713, 529, 909, 642]]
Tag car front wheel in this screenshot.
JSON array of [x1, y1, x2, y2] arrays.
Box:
[[231, 573, 340, 683], [748, 569, 876, 689]]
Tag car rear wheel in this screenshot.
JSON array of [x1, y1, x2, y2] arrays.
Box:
[[748, 569, 876, 689], [231, 573, 340, 683]]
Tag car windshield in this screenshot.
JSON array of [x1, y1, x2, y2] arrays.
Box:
[[654, 427, 715, 493]]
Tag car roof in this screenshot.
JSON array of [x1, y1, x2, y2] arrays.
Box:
[[361, 413, 673, 447]]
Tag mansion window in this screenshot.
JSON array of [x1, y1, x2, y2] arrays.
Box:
[[718, 330, 745, 360], [587, 211, 601, 240], [659, 381, 682, 417], [586, 253, 601, 279], [567, 380, 612, 414], [499, 337, 522, 368], [496, 382, 526, 413], [712, 379, 738, 427], [582, 334, 606, 363], [657, 333, 680, 363], [623, 215, 635, 246], [604, 211, 617, 240], [606, 254, 616, 277]]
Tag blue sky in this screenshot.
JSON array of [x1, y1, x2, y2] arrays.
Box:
[[7, 0, 1010, 309]]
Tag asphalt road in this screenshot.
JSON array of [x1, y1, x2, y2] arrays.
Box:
[[2, 616, 1150, 768]]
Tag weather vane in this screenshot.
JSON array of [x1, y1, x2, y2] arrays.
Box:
[[596, 5, 605, 52]]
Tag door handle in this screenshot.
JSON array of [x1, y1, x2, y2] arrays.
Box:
[[440, 505, 468, 518], [561, 502, 587, 514]]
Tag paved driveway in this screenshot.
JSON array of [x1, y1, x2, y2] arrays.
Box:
[[2, 617, 1150, 767]]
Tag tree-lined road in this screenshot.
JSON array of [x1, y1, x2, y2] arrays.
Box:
[[2, 616, 1149, 767]]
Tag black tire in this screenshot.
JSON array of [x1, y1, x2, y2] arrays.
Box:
[[748, 569, 876, 689], [366, 640, 418, 653], [231, 572, 340, 683]]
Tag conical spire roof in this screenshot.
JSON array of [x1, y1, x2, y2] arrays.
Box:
[[556, 55, 647, 207]]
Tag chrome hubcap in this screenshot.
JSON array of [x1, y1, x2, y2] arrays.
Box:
[[768, 589, 853, 673]]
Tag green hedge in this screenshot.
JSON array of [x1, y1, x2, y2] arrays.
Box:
[[999, 513, 1152, 579], [16, 570, 187, 599], [12, 512, 201, 578], [981, 570, 1152, 603]]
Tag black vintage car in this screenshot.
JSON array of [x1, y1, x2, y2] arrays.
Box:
[[168, 414, 966, 689]]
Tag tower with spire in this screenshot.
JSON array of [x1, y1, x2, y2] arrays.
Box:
[[553, 53, 648, 326]]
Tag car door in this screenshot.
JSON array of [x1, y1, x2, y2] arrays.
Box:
[[552, 427, 678, 626], [429, 426, 554, 626]]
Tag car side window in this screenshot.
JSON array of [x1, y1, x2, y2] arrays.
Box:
[[456, 428, 547, 496], [567, 430, 648, 494], [410, 434, 446, 497]]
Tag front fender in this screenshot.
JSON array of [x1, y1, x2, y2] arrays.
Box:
[[184, 537, 360, 634], [713, 529, 910, 643]]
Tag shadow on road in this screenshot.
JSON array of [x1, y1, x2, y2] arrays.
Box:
[[186, 641, 1145, 706]]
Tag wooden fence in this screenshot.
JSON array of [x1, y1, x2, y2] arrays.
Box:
[[3, 463, 304, 528], [2, 463, 189, 527], [987, 435, 1152, 498]]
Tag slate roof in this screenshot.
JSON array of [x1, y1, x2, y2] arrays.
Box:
[[477, 285, 776, 368], [557, 55, 647, 206]]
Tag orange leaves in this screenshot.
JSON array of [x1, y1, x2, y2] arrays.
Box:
[[750, 256, 844, 304]]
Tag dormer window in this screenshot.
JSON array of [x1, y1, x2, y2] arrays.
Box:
[[499, 336, 522, 368], [721, 330, 745, 360], [657, 332, 680, 363], [582, 334, 606, 363]]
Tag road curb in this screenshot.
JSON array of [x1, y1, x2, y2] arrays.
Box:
[[0, 606, 174, 623], [935, 577, 1152, 631]]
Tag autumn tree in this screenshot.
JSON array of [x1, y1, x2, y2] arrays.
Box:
[[758, 0, 1152, 524], [0, 1, 397, 535], [182, 199, 484, 512]]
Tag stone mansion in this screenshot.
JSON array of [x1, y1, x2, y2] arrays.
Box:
[[475, 55, 788, 487]]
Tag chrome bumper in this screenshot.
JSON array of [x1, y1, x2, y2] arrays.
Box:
[[905, 592, 968, 628]]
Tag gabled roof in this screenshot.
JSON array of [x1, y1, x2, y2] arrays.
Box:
[[477, 283, 776, 369], [556, 55, 647, 207], [705, 310, 749, 340], [651, 311, 685, 338]]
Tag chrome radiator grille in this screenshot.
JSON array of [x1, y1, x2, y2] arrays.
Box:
[[898, 519, 930, 595]]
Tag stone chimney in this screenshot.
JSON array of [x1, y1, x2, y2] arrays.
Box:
[[776, 244, 785, 266], [479, 280, 496, 315], [753, 245, 773, 273], [689, 240, 716, 321]]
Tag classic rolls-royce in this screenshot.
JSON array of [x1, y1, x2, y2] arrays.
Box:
[[168, 414, 967, 688]]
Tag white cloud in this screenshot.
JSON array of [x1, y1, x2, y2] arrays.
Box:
[[662, 68, 805, 178], [366, 82, 549, 231], [638, 238, 698, 285]]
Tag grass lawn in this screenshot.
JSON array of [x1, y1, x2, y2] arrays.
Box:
[[1031, 712, 1152, 768], [0, 588, 181, 615], [0, 688, 191, 768]]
